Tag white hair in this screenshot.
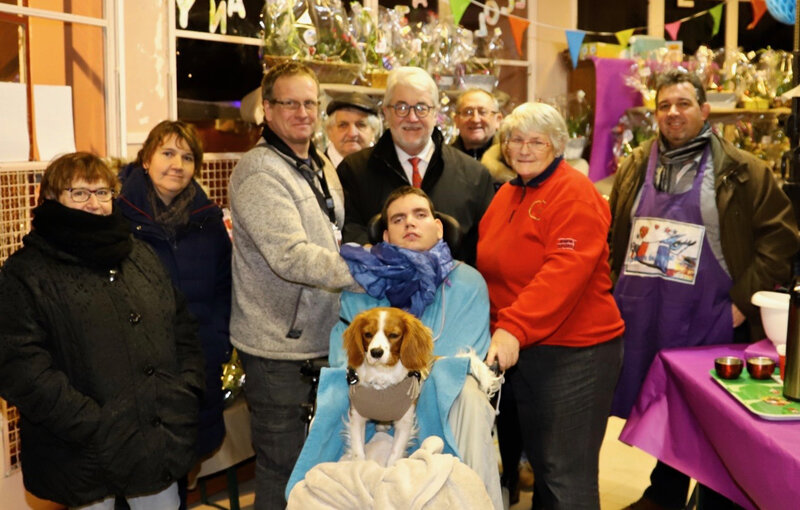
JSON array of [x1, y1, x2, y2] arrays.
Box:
[[497, 102, 569, 157], [384, 67, 439, 108], [324, 107, 382, 140]]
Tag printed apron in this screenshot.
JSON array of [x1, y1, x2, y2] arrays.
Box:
[[611, 144, 733, 418]]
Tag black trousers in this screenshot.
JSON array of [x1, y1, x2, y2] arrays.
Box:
[[644, 461, 744, 510], [497, 366, 524, 492]]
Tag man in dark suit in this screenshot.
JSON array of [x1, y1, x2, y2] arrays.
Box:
[[337, 66, 495, 265]]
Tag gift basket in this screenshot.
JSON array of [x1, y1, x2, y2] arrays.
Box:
[[616, 45, 792, 173], [261, 1, 505, 92]]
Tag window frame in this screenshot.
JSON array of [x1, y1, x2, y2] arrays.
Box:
[[0, 1, 124, 161]]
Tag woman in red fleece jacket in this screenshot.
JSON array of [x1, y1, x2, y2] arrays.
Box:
[[477, 102, 625, 510]]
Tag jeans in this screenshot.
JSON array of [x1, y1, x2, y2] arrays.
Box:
[[240, 353, 317, 510], [510, 337, 623, 510], [71, 482, 178, 510]]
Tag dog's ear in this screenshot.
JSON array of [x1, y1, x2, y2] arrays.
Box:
[[399, 312, 434, 372], [342, 314, 367, 368]]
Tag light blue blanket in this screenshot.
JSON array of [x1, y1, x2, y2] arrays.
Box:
[[286, 263, 491, 499]]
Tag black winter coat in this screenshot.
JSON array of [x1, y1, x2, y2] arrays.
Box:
[[0, 233, 204, 507], [117, 165, 232, 457], [337, 128, 495, 265]]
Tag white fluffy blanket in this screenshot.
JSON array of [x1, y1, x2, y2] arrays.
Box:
[[287, 435, 492, 510]]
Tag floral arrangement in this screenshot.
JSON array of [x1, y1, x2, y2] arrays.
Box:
[[612, 107, 788, 174], [624, 45, 794, 110]]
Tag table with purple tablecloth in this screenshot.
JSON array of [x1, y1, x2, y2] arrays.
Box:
[[619, 341, 800, 510]]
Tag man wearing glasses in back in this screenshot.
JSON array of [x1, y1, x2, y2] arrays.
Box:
[[337, 66, 495, 265], [452, 88, 503, 161], [228, 61, 359, 509]]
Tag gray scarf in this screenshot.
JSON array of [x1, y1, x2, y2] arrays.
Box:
[[655, 123, 712, 193], [146, 176, 197, 238]]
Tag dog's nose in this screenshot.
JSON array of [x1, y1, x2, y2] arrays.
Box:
[[370, 347, 384, 359]]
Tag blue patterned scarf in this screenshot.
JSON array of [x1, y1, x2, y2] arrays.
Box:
[[340, 240, 455, 317]]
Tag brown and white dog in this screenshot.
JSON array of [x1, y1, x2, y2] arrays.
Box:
[[342, 307, 434, 466]]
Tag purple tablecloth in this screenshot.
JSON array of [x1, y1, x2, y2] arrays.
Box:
[[620, 342, 800, 510]]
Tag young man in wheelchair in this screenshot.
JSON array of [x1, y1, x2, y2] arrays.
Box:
[[286, 186, 502, 509]]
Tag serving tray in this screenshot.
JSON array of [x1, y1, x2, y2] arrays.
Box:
[[710, 369, 800, 421]]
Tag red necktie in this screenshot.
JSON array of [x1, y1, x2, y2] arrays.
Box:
[[410, 157, 422, 188]]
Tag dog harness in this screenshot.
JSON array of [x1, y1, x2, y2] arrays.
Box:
[[347, 369, 422, 422]]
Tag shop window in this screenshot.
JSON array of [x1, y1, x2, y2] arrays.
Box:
[[0, 0, 102, 17], [173, 0, 531, 152], [175, 0, 264, 152], [0, 1, 114, 161]]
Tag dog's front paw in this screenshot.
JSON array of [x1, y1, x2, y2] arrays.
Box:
[[346, 448, 366, 461]]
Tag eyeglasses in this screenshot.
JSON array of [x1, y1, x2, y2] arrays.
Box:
[[269, 99, 320, 111], [505, 138, 551, 152], [457, 107, 498, 118], [65, 187, 114, 203], [388, 102, 434, 118]]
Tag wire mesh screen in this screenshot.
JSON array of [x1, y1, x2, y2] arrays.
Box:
[[0, 153, 240, 477], [200, 154, 239, 209], [1, 401, 20, 475], [0, 166, 45, 264]]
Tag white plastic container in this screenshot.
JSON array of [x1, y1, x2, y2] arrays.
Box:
[[751, 291, 790, 348]]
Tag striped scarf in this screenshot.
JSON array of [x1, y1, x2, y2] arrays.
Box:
[[654, 123, 712, 193]]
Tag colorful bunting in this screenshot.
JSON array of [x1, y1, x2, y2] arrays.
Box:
[[615, 28, 635, 48], [665, 20, 682, 40], [508, 17, 530, 57], [747, 0, 767, 29], [440, 0, 727, 61], [566, 30, 586, 69], [450, 0, 472, 26], [709, 4, 723, 36]]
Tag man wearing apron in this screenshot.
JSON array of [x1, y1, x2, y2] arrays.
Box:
[[608, 70, 799, 510]]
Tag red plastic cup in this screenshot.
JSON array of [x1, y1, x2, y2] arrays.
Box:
[[778, 344, 786, 380]]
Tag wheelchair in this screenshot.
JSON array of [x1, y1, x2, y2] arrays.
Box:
[[298, 210, 463, 436], [288, 211, 504, 509]]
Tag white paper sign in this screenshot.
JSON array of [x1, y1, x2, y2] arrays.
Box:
[[33, 84, 76, 161], [622, 217, 705, 285], [0, 82, 31, 162]]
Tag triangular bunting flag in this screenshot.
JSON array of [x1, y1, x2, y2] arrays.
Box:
[[449, 0, 472, 26], [747, 0, 767, 29], [565, 30, 585, 68], [615, 28, 635, 48], [665, 20, 681, 40], [709, 4, 723, 36], [509, 17, 530, 57]]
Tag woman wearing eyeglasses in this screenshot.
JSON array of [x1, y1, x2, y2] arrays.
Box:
[[116, 120, 232, 505], [476, 103, 624, 510], [0, 152, 203, 509]]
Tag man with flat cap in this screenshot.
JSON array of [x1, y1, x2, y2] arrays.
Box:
[[325, 92, 381, 168]]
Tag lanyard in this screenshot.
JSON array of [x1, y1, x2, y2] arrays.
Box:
[[297, 160, 336, 224]]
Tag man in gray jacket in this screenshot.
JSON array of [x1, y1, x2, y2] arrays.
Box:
[[229, 61, 357, 510]]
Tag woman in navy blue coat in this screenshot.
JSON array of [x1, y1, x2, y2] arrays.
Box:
[[117, 121, 232, 470]]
